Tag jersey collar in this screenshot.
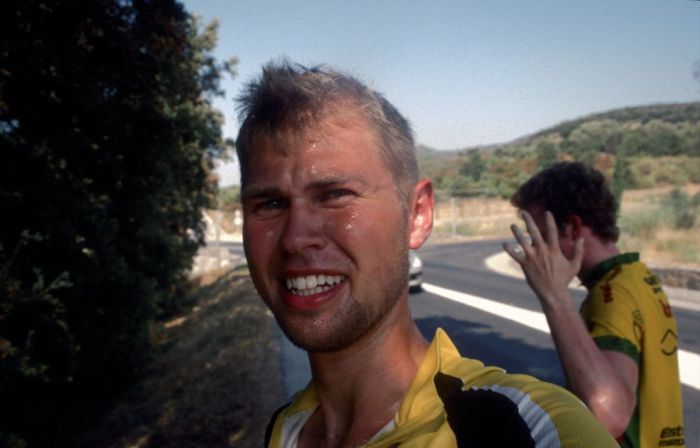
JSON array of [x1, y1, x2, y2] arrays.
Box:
[[582, 252, 639, 289]]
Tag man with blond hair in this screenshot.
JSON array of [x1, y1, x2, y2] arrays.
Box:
[[238, 61, 617, 447]]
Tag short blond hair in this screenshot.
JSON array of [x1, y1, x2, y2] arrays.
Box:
[[235, 60, 419, 203]]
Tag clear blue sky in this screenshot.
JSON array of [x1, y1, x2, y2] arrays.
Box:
[[182, 0, 700, 186]]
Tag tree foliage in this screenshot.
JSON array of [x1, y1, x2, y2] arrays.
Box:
[[662, 189, 698, 230], [218, 184, 242, 210], [0, 0, 234, 444], [612, 149, 627, 213], [460, 150, 486, 181], [530, 102, 700, 140], [537, 138, 559, 169]]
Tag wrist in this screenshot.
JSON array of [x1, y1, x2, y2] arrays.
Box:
[[537, 288, 574, 313]]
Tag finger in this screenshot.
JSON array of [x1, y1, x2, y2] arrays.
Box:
[[570, 237, 585, 273], [509, 223, 531, 253], [545, 211, 560, 251], [521, 210, 544, 248], [503, 242, 525, 263]]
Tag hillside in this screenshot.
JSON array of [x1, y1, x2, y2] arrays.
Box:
[[527, 102, 700, 142], [418, 101, 700, 198]]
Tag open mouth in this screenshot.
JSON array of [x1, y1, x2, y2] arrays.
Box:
[[285, 274, 346, 296]]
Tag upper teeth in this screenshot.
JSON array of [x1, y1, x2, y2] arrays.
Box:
[[286, 274, 345, 292]]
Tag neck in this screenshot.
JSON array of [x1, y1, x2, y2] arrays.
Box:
[[304, 298, 428, 447], [578, 234, 620, 285]]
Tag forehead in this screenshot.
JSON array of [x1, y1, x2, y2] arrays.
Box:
[[243, 110, 388, 183]]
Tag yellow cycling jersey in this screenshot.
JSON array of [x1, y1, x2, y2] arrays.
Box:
[[265, 328, 617, 447], [581, 253, 685, 448]]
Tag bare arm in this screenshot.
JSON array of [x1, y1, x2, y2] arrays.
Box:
[[503, 210, 637, 438]]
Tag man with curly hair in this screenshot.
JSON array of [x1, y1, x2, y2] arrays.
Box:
[[505, 161, 685, 448]]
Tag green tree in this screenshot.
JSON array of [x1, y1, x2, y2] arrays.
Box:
[[460, 150, 486, 181], [619, 127, 644, 156], [639, 120, 682, 156], [218, 184, 242, 210], [564, 119, 624, 164], [612, 150, 627, 213], [663, 189, 697, 229], [537, 140, 559, 169], [677, 122, 700, 157], [0, 0, 235, 444]]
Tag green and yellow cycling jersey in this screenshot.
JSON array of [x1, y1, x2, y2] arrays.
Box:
[[581, 253, 685, 448]]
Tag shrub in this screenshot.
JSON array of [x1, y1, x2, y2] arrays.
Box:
[[662, 189, 697, 229]]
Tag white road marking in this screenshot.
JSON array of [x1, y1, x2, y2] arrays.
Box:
[[423, 282, 700, 391]]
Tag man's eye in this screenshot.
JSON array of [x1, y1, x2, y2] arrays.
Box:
[[321, 189, 355, 203], [253, 198, 287, 214]]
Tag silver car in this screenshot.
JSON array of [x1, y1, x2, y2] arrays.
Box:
[[408, 250, 423, 292]]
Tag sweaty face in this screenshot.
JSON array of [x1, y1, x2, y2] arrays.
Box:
[[241, 113, 410, 353]]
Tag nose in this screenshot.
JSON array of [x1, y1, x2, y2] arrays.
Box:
[[279, 201, 326, 255]]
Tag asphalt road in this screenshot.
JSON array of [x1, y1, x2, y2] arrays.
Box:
[[224, 240, 699, 446]]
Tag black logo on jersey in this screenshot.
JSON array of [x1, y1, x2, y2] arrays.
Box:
[[660, 330, 678, 356], [659, 425, 684, 446], [644, 274, 663, 294]]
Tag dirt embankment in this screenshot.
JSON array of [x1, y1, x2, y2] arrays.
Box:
[[81, 267, 285, 448]]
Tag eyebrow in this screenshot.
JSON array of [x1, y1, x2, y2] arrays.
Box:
[[241, 186, 282, 201], [306, 176, 367, 192], [242, 176, 368, 201]]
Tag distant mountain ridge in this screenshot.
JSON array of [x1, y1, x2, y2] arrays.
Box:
[[418, 101, 700, 154], [526, 101, 700, 141]]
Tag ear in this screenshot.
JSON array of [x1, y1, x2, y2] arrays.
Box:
[[408, 178, 434, 249], [566, 214, 584, 240]]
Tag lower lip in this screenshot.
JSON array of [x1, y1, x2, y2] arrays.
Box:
[[281, 282, 344, 310]]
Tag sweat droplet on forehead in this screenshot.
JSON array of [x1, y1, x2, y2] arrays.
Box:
[[296, 136, 348, 179]]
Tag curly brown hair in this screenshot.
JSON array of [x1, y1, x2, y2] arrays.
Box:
[[511, 162, 620, 242]]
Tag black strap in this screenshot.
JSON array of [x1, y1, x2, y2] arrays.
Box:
[[434, 372, 536, 448]]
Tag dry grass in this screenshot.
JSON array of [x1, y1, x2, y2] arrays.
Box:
[[80, 267, 285, 448], [618, 185, 700, 270]]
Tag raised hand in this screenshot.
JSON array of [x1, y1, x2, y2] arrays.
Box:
[[503, 210, 584, 309]]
